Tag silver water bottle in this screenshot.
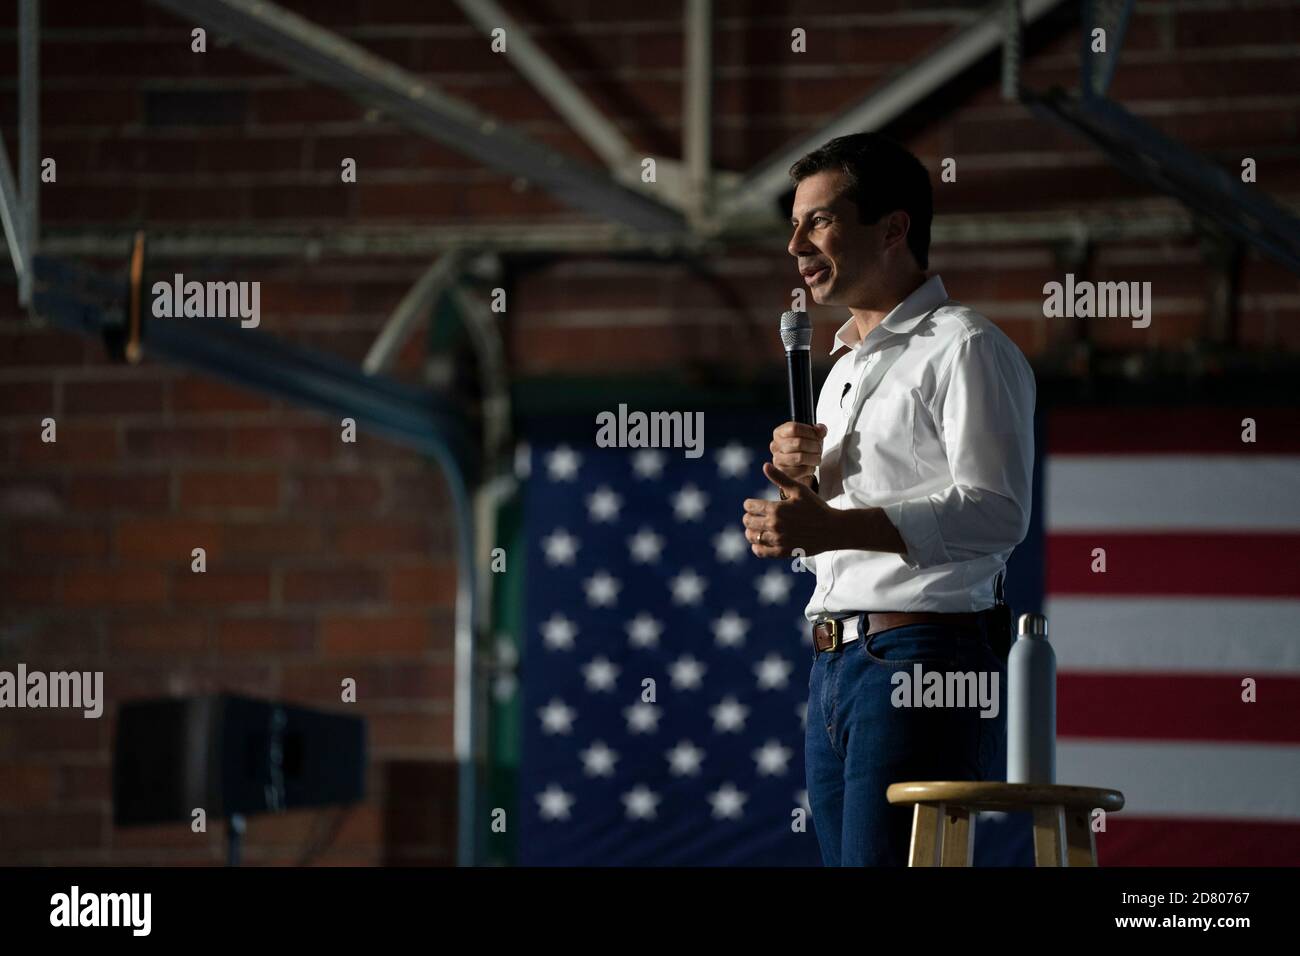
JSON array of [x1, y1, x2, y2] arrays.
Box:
[[1007, 613, 1055, 783]]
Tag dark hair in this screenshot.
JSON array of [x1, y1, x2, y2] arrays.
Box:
[[788, 133, 933, 270]]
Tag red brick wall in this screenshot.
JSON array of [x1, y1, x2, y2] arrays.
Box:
[[0, 322, 459, 863], [1, 0, 1298, 864]]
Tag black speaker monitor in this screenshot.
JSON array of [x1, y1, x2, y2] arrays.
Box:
[[113, 694, 366, 826]]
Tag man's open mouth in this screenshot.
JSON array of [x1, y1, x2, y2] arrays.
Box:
[[802, 266, 830, 285]]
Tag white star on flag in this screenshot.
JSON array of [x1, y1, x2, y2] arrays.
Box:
[[752, 739, 793, 776], [538, 698, 576, 735], [631, 449, 666, 479], [541, 528, 579, 566], [580, 740, 619, 778], [714, 610, 750, 648], [583, 570, 621, 607], [672, 483, 709, 521], [709, 695, 749, 733], [537, 784, 575, 821], [755, 567, 793, 604], [712, 527, 747, 563], [582, 655, 620, 692], [540, 613, 577, 651], [669, 568, 707, 605], [716, 442, 754, 478], [586, 485, 622, 522], [755, 653, 793, 691], [707, 782, 748, 820], [627, 527, 664, 563], [546, 445, 581, 481], [622, 785, 661, 820], [668, 654, 707, 690], [666, 740, 705, 777], [623, 700, 661, 734], [626, 612, 663, 649]]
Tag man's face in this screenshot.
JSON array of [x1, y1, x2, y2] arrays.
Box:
[[787, 169, 890, 307]]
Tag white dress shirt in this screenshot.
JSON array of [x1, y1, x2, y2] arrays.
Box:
[[803, 274, 1036, 619]]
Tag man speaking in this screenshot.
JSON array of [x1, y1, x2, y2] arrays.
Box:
[[740, 133, 1036, 866]]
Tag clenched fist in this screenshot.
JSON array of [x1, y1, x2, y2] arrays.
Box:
[[770, 421, 827, 488]]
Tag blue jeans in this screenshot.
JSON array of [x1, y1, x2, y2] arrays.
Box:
[[804, 613, 1007, 866]]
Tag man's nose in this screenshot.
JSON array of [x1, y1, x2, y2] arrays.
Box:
[[788, 224, 815, 258]]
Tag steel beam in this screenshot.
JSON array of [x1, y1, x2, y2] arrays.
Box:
[[449, 283, 510, 463], [717, 0, 1068, 224], [447, 281, 512, 872], [1081, 0, 1135, 100], [1002, 0, 1022, 102], [0, 130, 28, 295], [38, 200, 1225, 262], [362, 250, 464, 376], [18, 0, 38, 306], [36, 223, 702, 259], [684, 0, 714, 224], [145, 0, 685, 235], [33, 257, 472, 466], [1024, 88, 1300, 275], [40, 221, 693, 258], [451, 0, 636, 174]]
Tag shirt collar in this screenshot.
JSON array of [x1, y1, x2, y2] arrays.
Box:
[[830, 274, 948, 354]]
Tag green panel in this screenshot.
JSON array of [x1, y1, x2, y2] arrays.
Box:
[[483, 485, 524, 866]]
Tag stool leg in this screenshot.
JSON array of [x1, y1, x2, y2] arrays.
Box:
[[1032, 806, 1066, 866], [940, 806, 974, 867], [1064, 808, 1098, 866], [909, 803, 944, 867]]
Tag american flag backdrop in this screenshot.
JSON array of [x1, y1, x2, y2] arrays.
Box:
[[1044, 407, 1300, 866], [516, 413, 824, 865], [514, 406, 1299, 866]]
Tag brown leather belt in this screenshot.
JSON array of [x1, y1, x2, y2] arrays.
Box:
[[812, 610, 987, 654]]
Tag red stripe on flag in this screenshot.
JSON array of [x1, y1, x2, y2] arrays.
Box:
[[1058, 674, 1300, 744], [1097, 817, 1300, 866], [1046, 533, 1300, 596], [1049, 407, 1300, 454]]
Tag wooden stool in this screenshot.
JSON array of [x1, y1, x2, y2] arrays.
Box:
[[885, 782, 1125, 866]]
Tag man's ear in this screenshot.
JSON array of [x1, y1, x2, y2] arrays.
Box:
[[884, 209, 911, 253]]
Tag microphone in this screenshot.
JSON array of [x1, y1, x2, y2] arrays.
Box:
[[779, 311, 818, 497], [780, 310, 815, 425]]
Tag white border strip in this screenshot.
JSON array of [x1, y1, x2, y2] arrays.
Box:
[[1044, 596, 1300, 674], [1059, 739, 1300, 820], [1046, 456, 1300, 531]]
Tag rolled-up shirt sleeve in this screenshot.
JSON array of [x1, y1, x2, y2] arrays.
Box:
[[880, 331, 1035, 569]]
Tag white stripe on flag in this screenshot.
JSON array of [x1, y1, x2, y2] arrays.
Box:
[[1043, 597, 1300, 674], [1046, 456, 1300, 530], [1058, 740, 1300, 820]]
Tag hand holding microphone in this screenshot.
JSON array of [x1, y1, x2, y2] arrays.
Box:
[[742, 309, 836, 557], [770, 420, 826, 488], [777, 310, 823, 496]]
